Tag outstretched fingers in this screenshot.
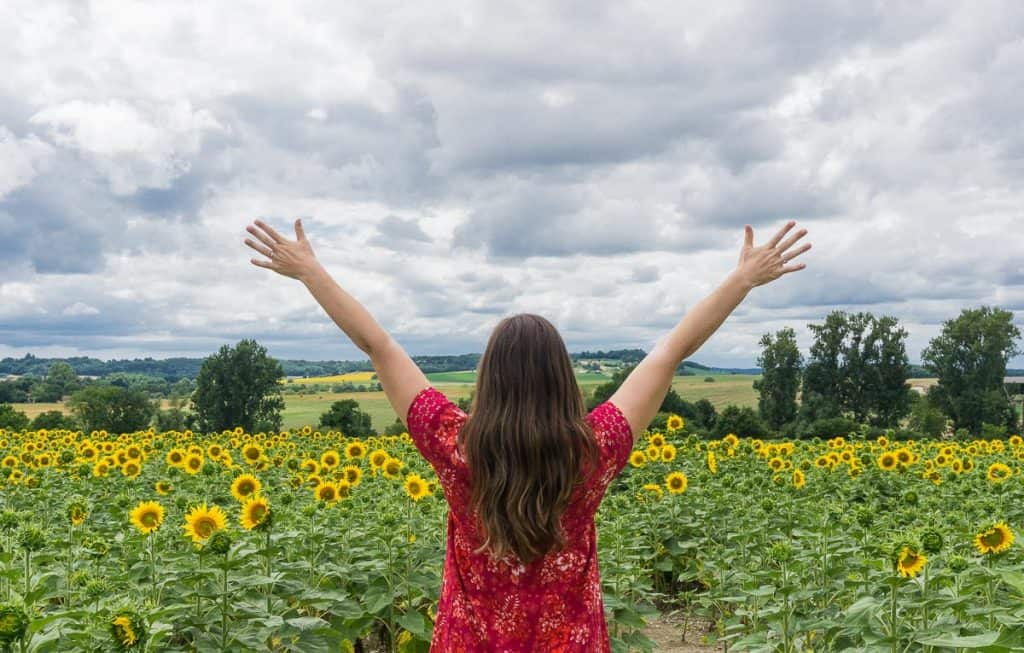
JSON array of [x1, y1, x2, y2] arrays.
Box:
[[776, 227, 808, 254], [254, 219, 286, 243], [766, 220, 796, 249], [244, 237, 273, 257]]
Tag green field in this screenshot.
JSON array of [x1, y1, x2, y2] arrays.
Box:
[[8, 373, 945, 432]]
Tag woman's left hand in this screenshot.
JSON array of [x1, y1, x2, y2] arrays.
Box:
[[245, 218, 321, 281]]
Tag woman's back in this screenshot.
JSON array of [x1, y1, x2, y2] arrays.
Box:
[[406, 386, 634, 652]]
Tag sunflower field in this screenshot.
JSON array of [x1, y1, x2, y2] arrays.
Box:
[[1, 419, 1024, 652]]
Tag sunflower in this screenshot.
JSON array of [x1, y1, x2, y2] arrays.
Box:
[[660, 444, 677, 462], [369, 449, 389, 470], [242, 443, 264, 464], [93, 460, 110, 477], [130, 501, 165, 535], [629, 450, 647, 468], [404, 473, 430, 501], [1010, 435, 1023, 447], [183, 454, 204, 475], [974, 522, 1014, 555], [314, 481, 340, 504], [1, 456, 17, 468], [344, 441, 367, 460], [665, 471, 688, 494], [207, 444, 223, 460], [665, 415, 684, 431], [240, 495, 270, 530], [382, 457, 404, 479], [300, 458, 319, 475], [987, 462, 1012, 484], [112, 614, 140, 648], [896, 546, 926, 578], [877, 452, 897, 471], [638, 483, 664, 501], [792, 469, 806, 489], [166, 449, 185, 467], [230, 474, 262, 502], [320, 450, 340, 470], [121, 461, 141, 479], [182, 503, 227, 544], [814, 455, 830, 469], [769, 456, 785, 472], [341, 465, 362, 486], [155, 480, 173, 495], [648, 433, 667, 448], [723, 433, 739, 449], [707, 450, 717, 474]]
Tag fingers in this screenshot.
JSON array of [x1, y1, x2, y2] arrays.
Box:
[[766, 220, 796, 249], [780, 262, 807, 275], [244, 237, 273, 258], [744, 225, 754, 249], [254, 219, 285, 243], [294, 217, 306, 241], [251, 257, 275, 270], [781, 242, 812, 262], [776, 228, 808, 255], [247, 223, 277, 249]]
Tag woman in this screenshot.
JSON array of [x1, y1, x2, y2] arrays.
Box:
[[244, 217, 810, 651]]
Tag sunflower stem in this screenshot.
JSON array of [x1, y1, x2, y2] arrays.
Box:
[[221, 555, 230, 651], [22, 548, 30, 614], [265, 526, 272, 614]]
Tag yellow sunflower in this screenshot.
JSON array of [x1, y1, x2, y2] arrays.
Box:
[[130, 500, 165, 535], [155, 480, 173, 495], [648, 433, 667, 448], [320, 449, 341, 470], [230, 474, 262, 502], [166, 448, 186, 467], [183, 454, 204, 475], [769, 456, 785, 471], [112, 615, 138, 647], [792, 469, 806, 489], [987, 462, 1012, 484], [242, 443, 264, 465], [660, 444, 677, 462], [896, 546, 926, 578], [665, 414, 684, 431], [121, 461, 142, 479], [707, 450, 717, 474], [182, 503, 227, 544], [314, 481, 340, 504], [240, 495, 270, 530], [382, 457, 404, 479], [638, 483, 664, 501], [344, 441, 367, 460], [877, 452, 897, 471], [368, 449, 389, 470], [629, 450, 647, 468], [340, 465, 362, 486], [665, 471, 688, 494], [404, 473, 430, 501], [975, 522, 1015, 555]]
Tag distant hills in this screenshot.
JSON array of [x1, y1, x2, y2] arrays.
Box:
[[2, 350, 1021, 382]]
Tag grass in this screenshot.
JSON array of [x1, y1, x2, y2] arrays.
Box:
[[9, 374, 968, 433]]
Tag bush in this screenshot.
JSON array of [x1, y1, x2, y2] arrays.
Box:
[[892, 428, 925, 441], [0, 404, 30, 431], [30, 410, 78, 430], [797, 416, 862, 440], [704, 377, 715, 383], [980, 422, 1008, 440], [711, 404, 772, 439]]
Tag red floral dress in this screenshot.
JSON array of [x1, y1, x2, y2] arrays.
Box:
[[406, 386, 634, 652]]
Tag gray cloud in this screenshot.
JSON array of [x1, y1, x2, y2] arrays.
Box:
[[0, 1, 1022, 367]]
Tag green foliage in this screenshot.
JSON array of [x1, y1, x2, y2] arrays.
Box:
[[30, 410, 79, 430], [711, 404, 772, 438], [921, 306, 1022, 432], [797, 416, 863, 440], [104, 372, 170, 397], [0, 403, 31, 430], [66, 385, 157, 433], [908, 390, 948, 437], [319, 399, 377, 436], [191, 339, 285, 433], [753, 327, 803, 430], [155, 396, 191, 432], [801, 311, 913, 427], [588, 364, 717, 431]]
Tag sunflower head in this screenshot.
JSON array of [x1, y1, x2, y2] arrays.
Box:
[[0, 604, 29, 644], [314, 481, 340, 504], [895, 546, 927, 578], [231, 474, 262, 502], [111, 611, 147, 650], [665, 471, 688, 495], [182, 503, 227, 544], [240, 495, 271, 531], [129, 501, 165, 536], [404, 474, 429, 502], [974, 521, 1015, 555]]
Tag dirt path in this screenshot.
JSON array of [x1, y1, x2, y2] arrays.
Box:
[[641, 612, 723, 652]]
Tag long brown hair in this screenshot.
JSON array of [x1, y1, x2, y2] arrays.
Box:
[[456, 313, 601, 565]]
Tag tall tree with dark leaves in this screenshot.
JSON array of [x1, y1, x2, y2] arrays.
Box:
[[191, 339, 286, 433], [753, 327, 803, 430], [921, 306, 1022, 433]]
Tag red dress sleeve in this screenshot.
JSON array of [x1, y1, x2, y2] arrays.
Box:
[[406, 386, 465, 471], [586, 400, 635, 481]]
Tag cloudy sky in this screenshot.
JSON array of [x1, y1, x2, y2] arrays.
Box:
[[2, 1, 1023, 368]]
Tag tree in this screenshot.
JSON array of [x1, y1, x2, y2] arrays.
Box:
[[908, 390, 947, 437], [711, 404, 772, 439], [0, 404, 31, 430], [67, 385, 156, 433], [800, 311, 912, 427], [191, 340, 285, 433], [921, 307, 1022, 433], [42, 361, 81, 401], [31, 410, 79, 430], [155, 396, 191, 432], [318, 399, 376, 436], [753, 327, 803, 429]]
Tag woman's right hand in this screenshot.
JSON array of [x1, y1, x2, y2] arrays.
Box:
[[735, 220, 811, 289]]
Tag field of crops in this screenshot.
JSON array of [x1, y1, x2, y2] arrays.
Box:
[[0, 417, 1022, 652]]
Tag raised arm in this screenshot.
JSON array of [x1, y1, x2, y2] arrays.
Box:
[[244, 218, 430, 423], [608, 220, 811, 444]]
